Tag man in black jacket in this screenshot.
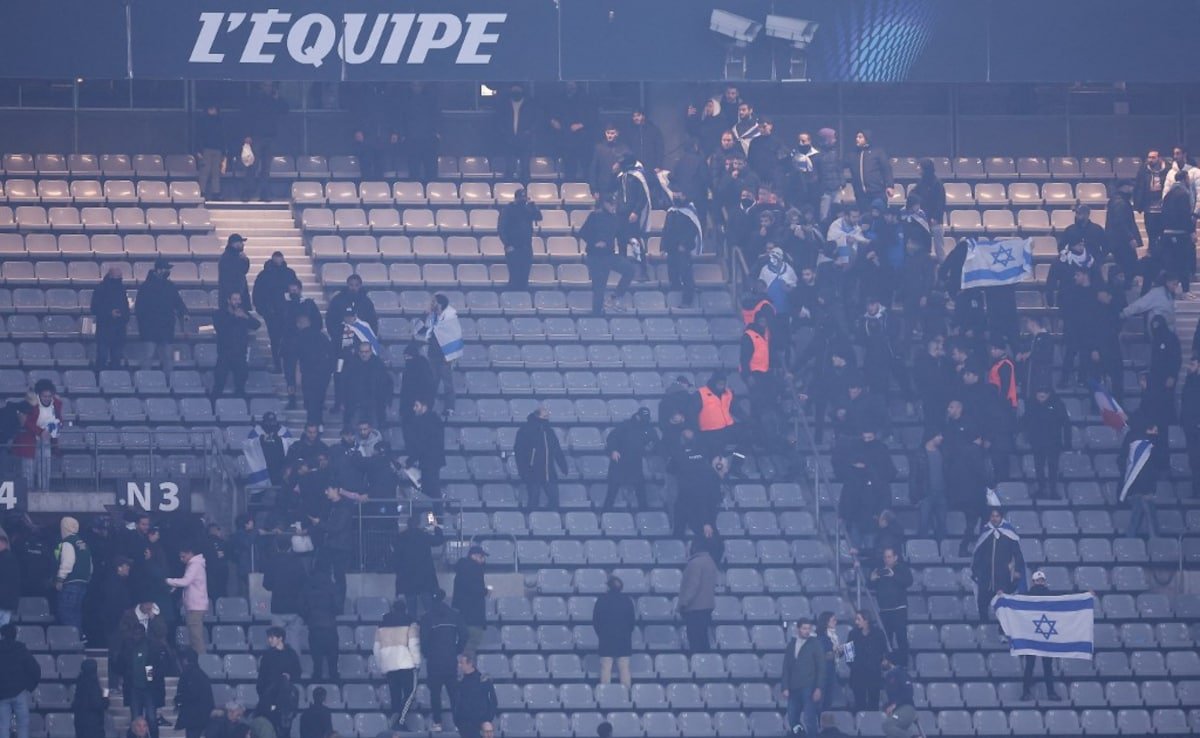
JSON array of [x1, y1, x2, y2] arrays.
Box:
[[592, 575, 636, 689], [747, 117, 783, 185], [298, 687, 333, 738], [292, 313, 333, 426], [781, 619, 824, 738], [454, 653, 497, 738], [603, 408, 661, 509], [420, 590, 468, 732], [579, 197, 634, 314], [850, 130, 893, 209], [404, 398, 446, 512], [392, 514, 444, 617], [91, 266, 130, 371], [589, 124, 631, 197], [262, 540, 305, 639], [196, 104, 225, 199], [251, 252, 298, 373], [402, 82, 442, 183], [278, 281, 321, 410], [837, 428, 897, 554], [866, 547, 913, 666], [1058, 205, 1108, 262], [217, 234, 250, 306], [971, 508, 1024, 623], [674, 450, 726, 540], [546, 82, 598, 180], [1133, 149, 1169, 253], [1106, 181, 1142, 274], [302, 570, 340, 681], [257, 626, 301, 735], [627, 109, 664, 172], [398, 344, 436, 424], [342, 340, 392, 431], [1020, 571, 1061, 701], [0, 620, 40, 735], [668, 138, 711, 225], [514, 407, 568, 510], [325, 275, 378, 339], [1019, 388, 1071, 499], [0, 532, 21, 626], [135, 259, 188, 379], [310, 486, 356, 609], [498, 188, 542, 289], [211, 291, 261, 398], [813, 128, 845, 221], [661, 194, 702, 307], [452, 546, 488, 656]]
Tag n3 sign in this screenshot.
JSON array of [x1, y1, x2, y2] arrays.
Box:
[[124, 481, 186, 513]]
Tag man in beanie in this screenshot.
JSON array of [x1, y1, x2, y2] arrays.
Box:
[[603, 408, 660, 509], [54, 517, 92, 631]]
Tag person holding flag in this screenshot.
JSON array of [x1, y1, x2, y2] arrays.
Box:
[[1018, 571, 1062, 701], [971, 507, 1025, 626], [332, 306, 382, 416], [994, 586, 1095, 674], [1119, 417, 1164, 539], [420, 294, 464, 417]]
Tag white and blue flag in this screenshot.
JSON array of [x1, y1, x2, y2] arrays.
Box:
[[1119, 438, 1153, 502], [994, 592, 1095, 660], [242, 424, 294, 490], [960, 237, 1034, 290], [347, 318, 382, 356]]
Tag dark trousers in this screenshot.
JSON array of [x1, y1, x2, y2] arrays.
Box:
[[427, 673, 458, 724], [683, 609, 712, 652], [586, 251, 634, 313], [212, 353, 248, 396], [309, 625, 339, 680], [244, 137, 275, 200], [283, 354, 299, 395], [460, 724, 482, 738], [406, 139, 439, 182], [386, 669, 416, 718], [878, 608, 909, 666], [421, 464, 444, 515], [318, 549, 352, 612], [129, 686, 159, 738], [199, 148, 223, 199], [604, 465, 647, 509], [301, 373, 330, 426], [1060, 340, 1087, 385], [264, 314, 285, 367], [506, 247, 532, 289], [1144, 210, 1164, 253], [1022, 655, 1055, 696], [1163, 232, 1197, 291], [1186, 427, 1200, 495], [667, 251, 696, 306], [95, 325, 126, 370], [524, 478, 559, 509], [1032, 449, 1061, 497], [850, 675, 882, 711]]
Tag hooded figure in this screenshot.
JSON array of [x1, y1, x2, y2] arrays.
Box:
[[514, 408, 568, 510], [217, 234, 251, 306], [252, 253, 299, 371], [72, 658, 108, 738], [175, 648, 215, 736], [91, 268, 131, 370], [603, 408, 661, 509], [970, 508, 1025, 623]]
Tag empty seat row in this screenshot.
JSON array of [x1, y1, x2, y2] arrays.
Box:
[[301, 206, 663, 236], [0, 233, 220, 259], [942, 181, 1108, 208], [359, 288, 732, 318], [890, 155, 1138, 181], [0, 179, 202, 205], [946, 207, 1106, 235], [0, 205, 212, 233], [293, 180, 596, 208], [310, 234, 688, 263], [317, 261, 722, 289], [1, 153, 196, 178], [1, 266, 244, 293]]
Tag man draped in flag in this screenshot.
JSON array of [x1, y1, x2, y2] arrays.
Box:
[[1091, 381, 1128, 431], [332, 306, 381, 415], [1119, 418, 1163, 538], [971, 507, 1025, 627]]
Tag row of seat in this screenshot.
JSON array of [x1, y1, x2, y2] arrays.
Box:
[[317, 261, 721, 290], [0, 153, 196, 179], [309, 234, 695, 263], [0, 179, 203, 206], [294, 180, 597, 208], [300, 206, 661, 236], [0, 205, 211, 233], [0, 233, 223, 259], [944, 207, 1106, 235], [893, 155, 1140, 182], [940, 181, 1108, 208]]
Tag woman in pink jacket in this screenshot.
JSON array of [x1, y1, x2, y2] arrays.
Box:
[[166, 544, 209, 655]]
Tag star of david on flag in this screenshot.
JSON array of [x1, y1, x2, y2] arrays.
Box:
[[994, 592, 1094, 660], [960, 237, 1034, 289]]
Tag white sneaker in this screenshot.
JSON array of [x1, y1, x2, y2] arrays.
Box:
[[431, 724, 443, 733]]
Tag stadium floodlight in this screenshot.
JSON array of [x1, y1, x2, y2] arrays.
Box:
[[763, 15, 819, 49], [710, 9, 762, 45]]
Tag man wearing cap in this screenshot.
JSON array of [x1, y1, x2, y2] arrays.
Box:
[[452, 545, 488, 656], [212, 292, 261, 398], [603, 408, 660, 509], [218, 234, 251, 306], [498, 187, 541, 290], [90, 266, 131, 371], [514, 406, 568, 510], [1020, 571, 1061, 701], [252, 251, 298, 373], [134, 258, 188, 379]]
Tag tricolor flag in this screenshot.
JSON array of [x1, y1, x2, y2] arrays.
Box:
[[994, 592, 1095, 660], [1119, 438, 1153, 502], [1091, 382, 1127, 431], [960, 237, 1034, 289]]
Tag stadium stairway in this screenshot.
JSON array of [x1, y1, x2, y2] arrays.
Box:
[[94, 655, 184, 738]]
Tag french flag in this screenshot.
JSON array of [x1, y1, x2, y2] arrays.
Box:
[[1091, 382, 1127, 431]]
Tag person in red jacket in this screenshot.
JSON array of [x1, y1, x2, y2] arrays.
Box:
[[14, 380, 63, 492]]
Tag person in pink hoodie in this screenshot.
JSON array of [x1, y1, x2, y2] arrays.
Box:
[[165, 544, 209, 655]]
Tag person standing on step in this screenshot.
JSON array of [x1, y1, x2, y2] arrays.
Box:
[[279, 281, 321, 411], [342, 338, 392, 431], [603, 408, 660, 510], [252, 251, 298, 373], [403, 398, 446, 513], [1019, 570, 1062, 702], [91, 266, 131, 371], [391, 513, 444, 618], [880, 656, 915, 738], [242, 83, 287, 202], [452, 545, 488, 657], [579, 196, 634, 314], [0, 622, 41, 738], [135, 258, 188, 380], [165, 542, 209, 655], [420, 294, 463, 417], [298, 687, 332, 738], [454, 653, 497, 738], [54, 516, 91, 631], [782, 619, 825, 738], [71, 658, 108, 738], [212, 291, 261, 398], [499, 187, 541, 290], [218, 234, 251, 307], [256, 627, 301, 737], [514, 406, 569, 510], [420, 589, 469, 733], [866, 547, 913, 667], [678, 538, 718, 653], [374, 601, 421, 728], [292, 313, 333, 425], [593, 575, 636, 689], [302, 567, 341, 682], [175, 648, 214, 738]]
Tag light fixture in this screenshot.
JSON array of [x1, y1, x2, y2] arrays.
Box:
[[480, 84, 497, 97]]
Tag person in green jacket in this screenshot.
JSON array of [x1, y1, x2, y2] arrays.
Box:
[[782, 619, 826, 736]]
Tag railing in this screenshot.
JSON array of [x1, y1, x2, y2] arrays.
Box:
[[25, 426, 222, 493]]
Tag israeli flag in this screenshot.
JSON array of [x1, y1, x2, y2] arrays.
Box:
[[242, 424, 294, 490], [347, 318, 382, 356], [1119, 438, 1153, 502], [994, 592, 1095, 660], [960, 237, 1034, 290]]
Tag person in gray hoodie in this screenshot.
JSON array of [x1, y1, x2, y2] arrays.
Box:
[[1122, 273, 1179, 333], [678, 539, 718, 652]]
